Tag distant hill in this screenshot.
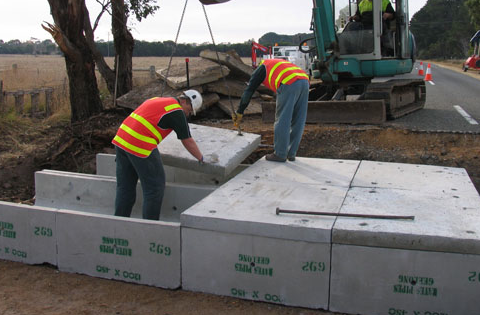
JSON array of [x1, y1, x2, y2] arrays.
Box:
[[410, 0, 475, 59], [258, 32, 314, 46]]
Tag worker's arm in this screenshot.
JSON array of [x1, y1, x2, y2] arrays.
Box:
[[159, 110, 203, 162], [383, 3, 395, 20], [236, 65, 266, 114], [181, 137, 203, 162]]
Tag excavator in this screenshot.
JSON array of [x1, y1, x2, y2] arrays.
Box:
[[200, 0, 425, 124]]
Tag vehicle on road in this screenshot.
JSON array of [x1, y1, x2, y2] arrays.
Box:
[[462, 30, 480, 72]]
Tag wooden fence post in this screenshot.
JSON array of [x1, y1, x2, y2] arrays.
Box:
[[0, 80, 4, 113], [45, 88, 54, 116], [149, 65, 156, 79], [14, 91, 25, 114], [30, 90, 40, 115]]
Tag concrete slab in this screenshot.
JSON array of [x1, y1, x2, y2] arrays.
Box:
[[182, 227, 331, 309], [96, 153, 249, 186], [35, 170, 215, 221], [330, 244, 480, 315], [333, 186, 480, 254], [182, 157, 358, 243], [0, 201, 57, 265], [56, 210, 181, 288], [233, 157, 360, 187], [158, 124, 260, 177], [352, 160, 479, 196]]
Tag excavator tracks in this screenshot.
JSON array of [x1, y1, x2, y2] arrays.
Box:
[[261, 79, 426, 125], [363, 79, 426, 119]]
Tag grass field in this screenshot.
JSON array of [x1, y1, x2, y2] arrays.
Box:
[[0, 55, 207, 117]]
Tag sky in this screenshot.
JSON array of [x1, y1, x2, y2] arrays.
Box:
[[0, 0, 428, 44]]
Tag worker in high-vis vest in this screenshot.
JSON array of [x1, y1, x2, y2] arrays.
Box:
[[112, 90, 208, 220], [349, 0, 395, 29], [232, 59, 309, 162]]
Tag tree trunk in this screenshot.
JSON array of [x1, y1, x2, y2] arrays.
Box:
[[46, 0, 103, 122], [112, 0, 134, 97], [83, 3, 116, 95]]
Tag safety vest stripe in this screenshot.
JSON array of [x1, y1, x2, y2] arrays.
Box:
[[268, 61, 289, 88], [119, 123, 158, 145], [275, 66, 305, 88], [281, 72, 309, 86], [165, 104, 182, 112], [130, 112, 162, 142], [113, 135, 151, 156]]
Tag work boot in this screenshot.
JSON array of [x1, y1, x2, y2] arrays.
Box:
[[287, 156, 296, 161], [265, 153, 286, 162]]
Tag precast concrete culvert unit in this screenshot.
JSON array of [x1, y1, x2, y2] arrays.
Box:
[[1, 124, 480, 315]]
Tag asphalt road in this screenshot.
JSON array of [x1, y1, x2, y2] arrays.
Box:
[[382, 61, 480, 133]]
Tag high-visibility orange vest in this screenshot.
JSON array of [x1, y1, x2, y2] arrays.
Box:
[[260, 59, 309, 92], [112, 97, 183, 158]]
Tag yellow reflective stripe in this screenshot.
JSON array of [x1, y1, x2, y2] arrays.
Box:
[[130, 112, 163, 142], [113, 135, 151, 156], [275, 66, 304, 88], [268, 61, 289, 88], [119, 123, 157, 145], [281, 72, 309, 85], [165, 104, 181, 112]]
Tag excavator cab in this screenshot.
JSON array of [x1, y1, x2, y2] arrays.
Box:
[[335, 0, 410, 59], [303, 0, 425, 121]]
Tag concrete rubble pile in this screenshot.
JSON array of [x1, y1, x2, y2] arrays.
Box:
[[115, 49, 274, 117]]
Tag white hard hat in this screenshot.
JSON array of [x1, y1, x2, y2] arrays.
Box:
[[183, 90, 203, 115]]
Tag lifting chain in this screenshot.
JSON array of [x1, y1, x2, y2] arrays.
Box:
[[161, 0, 242, 135], [201, 4, 242, 135], [161, 0, 189, 97]]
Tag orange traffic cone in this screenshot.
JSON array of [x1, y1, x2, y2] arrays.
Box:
[[418, 61, 424, 76], [424, 63, 432, 81]]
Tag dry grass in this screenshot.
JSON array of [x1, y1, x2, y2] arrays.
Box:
[[0, 55, 211, 119]]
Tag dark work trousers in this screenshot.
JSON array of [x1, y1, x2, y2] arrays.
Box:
[[114, 146, 166, 220]]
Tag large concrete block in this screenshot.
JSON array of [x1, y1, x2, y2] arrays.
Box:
[[182, 227, 331, 309], [0, 201, 57, 265], [181, 157, 357, 308], [96, 153, 248, 186], [35, 170, 215, 221], [330, 161, 480, 315], [330, 245, 480, 315], [56, 210, 181, 289]]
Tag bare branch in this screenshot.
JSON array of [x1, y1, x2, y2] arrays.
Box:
[[41, 21, 82, 61]]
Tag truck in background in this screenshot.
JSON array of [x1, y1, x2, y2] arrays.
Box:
[[251, 42, 312, 77]]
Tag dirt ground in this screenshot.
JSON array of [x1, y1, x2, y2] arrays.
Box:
[[1, 59, 480, 314]]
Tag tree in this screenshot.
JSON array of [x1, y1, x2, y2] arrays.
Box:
[[43, 0, 103, 122], [84, 0, 159, 98], [44, 0, 159, 122], [466, 0, 480, 28], [410, 0, 475, 59]]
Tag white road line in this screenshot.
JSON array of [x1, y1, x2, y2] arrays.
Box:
[[454, 105, 479, 125]]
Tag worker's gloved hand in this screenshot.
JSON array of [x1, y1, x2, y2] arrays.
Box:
[[232, 112, 243, 127]]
